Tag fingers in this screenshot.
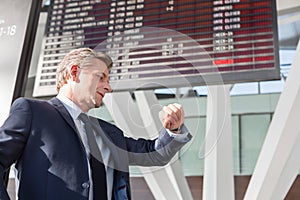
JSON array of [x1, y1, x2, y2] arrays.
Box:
[[161, 103, 184, 130], [165, 103, 183, 124]]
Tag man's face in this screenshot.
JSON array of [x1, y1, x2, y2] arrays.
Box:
[[73, 57, 112, 111]]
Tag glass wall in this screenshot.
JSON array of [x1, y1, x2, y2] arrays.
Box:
[[174, 94, 278, 176], [239, 114, 271, 174]]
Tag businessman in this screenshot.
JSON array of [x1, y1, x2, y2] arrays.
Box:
[[0, 48, 192, 200]]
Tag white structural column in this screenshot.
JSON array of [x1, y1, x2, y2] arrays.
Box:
[[244, 39, 300, 200], [103, 91, 192, 200], [203, 85, 235, 200], [276, 0, 300, 15]]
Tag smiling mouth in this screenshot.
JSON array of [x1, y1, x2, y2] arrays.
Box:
[[97, 91, 104, 98]]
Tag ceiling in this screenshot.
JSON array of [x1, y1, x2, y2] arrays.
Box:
[[277, 0, 300, 48]]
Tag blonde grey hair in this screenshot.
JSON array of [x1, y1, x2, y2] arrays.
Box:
[[56, 48, 113, 92]]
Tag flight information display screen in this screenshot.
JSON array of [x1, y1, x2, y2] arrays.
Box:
[[33, 0, 280, 96]]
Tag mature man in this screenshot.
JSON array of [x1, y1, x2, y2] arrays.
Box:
[[0, 48, 192, 200]]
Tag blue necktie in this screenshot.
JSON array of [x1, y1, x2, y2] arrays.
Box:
[[78, 113, 108, 200]]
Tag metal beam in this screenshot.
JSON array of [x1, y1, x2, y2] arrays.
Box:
[[277, 0, 300, 15], [202, 85, 235, 200], [244, 38, 300, 199]]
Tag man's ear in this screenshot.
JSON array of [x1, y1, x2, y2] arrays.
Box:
[[70, 65, 79, 81]]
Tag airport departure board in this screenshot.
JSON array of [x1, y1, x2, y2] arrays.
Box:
[[33, 0, 280, 96]]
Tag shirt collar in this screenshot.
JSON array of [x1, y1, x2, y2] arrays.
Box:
[[56, 93, 83, 120]]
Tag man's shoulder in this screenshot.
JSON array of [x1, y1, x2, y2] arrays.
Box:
[[11, 97, 55, 113], [95, 118, 125, 137], [97, 118, 119, 130], [13, 97, 48, 104], [11, 97, 44, 108]]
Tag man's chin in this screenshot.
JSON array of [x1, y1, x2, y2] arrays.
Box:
[[95, 101, 103, 108]]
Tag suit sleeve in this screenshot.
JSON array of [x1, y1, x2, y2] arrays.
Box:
[[0, 98, 32, 199], [126, 125, 192, 166]]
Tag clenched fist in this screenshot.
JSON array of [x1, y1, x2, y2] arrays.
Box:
[[159, 103, 184, 133]]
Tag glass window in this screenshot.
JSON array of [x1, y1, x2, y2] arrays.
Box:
[[240, 114, 270, 174]]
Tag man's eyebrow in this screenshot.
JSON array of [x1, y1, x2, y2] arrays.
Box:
[[102, 72, 110, 83], [100, 72, 109, 79]]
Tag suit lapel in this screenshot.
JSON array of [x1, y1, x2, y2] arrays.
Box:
[[90, 117, 129, 172], [90, 117, 118, 168], [50, 98, 129, 170], [48, 97, 78, 133]]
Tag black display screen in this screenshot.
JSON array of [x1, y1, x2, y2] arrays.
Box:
[[34, 0, 280, 96]]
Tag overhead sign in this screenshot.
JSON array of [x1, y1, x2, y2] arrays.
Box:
[[33, 0, 280, 96]]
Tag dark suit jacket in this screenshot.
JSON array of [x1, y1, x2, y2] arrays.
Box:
[[0, 97, 191, 200]]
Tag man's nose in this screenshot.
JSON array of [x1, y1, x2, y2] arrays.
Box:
[[105, 82, 112, 92]]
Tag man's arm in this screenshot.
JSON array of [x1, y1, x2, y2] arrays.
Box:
[[0, 98, 31, 199], [127, 103, 192, 166], [0, 165, 10, 200]]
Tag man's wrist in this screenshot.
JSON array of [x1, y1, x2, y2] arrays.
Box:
[[166, 124, 191, 142], [170, 125, 182, 134]]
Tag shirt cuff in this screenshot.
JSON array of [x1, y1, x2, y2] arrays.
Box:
[[166, 124, 190, 142]]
